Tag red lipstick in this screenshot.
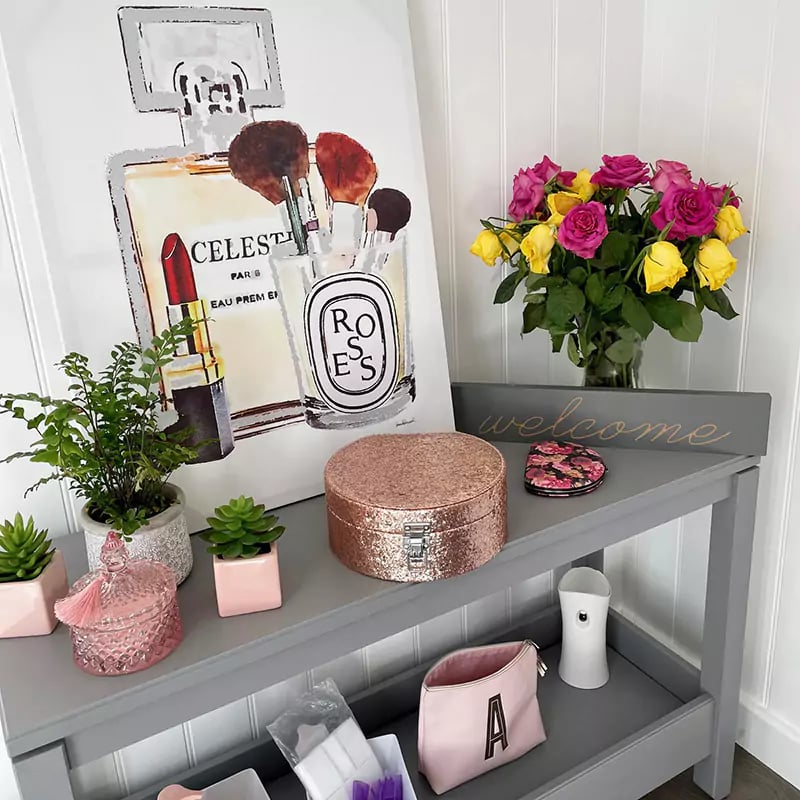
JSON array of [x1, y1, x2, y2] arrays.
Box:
[[160, 232, 234, 463], [161, 232, 198, 305]]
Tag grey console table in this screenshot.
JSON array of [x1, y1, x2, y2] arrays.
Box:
[[0, 383, 771, 800]]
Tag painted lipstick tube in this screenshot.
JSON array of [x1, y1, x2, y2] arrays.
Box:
[[161, 233, 235, 462]]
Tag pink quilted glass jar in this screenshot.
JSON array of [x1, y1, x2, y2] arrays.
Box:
[[55, 532, 182, 676]]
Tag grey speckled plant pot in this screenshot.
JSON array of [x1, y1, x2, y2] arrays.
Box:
[[81, 483, 193, 584]]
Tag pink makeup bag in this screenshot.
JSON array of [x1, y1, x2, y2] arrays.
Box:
[[418, 641, 546, 794]]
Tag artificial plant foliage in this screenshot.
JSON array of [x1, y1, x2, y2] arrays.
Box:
[[202, 495, 285, 559], [0, 319, 199, 538], [0, 513, 55, 582]]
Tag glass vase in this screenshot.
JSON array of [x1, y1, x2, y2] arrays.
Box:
[[583, 334, 643, 389]]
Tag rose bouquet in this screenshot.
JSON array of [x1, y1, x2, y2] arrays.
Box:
[[470, 154, 746, 388]]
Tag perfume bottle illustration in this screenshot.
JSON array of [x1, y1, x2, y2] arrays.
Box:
[[109, 7, 303, 450]]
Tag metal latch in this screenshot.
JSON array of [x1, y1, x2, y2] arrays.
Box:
[[403, 522, 431, 570]]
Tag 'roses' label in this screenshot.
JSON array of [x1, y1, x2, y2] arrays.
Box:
[[303, 272, 399, 413]]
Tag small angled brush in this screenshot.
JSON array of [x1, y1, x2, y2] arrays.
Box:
[[315, 132, 378, 250], [229, 120, 310, 255]]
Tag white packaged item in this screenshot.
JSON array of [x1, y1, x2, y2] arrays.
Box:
[[267, 679, 382, 800]]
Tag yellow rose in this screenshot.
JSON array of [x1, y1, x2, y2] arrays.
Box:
[[520, 224, 556, 274], [643, 241, 688, 293], [469, 229, 503, 266], [570, 169, 597, 201], [469, 226, 519, 265], [714, 205, 747, 244], [499, 224, 521, 256], [695, 238, 737, 291], [546, 192, 583, 226]]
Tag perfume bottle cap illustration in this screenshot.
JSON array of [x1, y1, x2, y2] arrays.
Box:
[[118, 6, 284, 151]]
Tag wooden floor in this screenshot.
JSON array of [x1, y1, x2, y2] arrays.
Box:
[[645, 747, 799, 799]]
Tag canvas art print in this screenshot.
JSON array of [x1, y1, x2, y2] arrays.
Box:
[[0, 1, 453, 528]]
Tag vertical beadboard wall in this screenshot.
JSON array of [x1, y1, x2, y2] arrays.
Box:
[[408, 0, 800, 788], [2, 0, 800, 797]]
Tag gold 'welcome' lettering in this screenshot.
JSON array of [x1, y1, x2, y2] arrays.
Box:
[[477, 396, 731, 448]]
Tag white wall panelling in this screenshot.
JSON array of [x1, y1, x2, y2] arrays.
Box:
[[2, 0, 800, 796]]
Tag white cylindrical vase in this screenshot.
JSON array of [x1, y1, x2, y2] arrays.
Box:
[[558, 566, 611, 689], [81, 483, 193, 584]]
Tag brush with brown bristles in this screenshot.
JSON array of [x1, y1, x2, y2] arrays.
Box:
[[363, 188, 412, 247], [315, 131, 378, 251], [229, 120, 310, 255]]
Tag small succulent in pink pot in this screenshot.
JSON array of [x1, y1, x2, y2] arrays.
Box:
[[0, 514, 68, 638], [202, 495, 285, 618]]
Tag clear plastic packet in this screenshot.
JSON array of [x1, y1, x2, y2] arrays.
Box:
[[267, 679, 382, 800]]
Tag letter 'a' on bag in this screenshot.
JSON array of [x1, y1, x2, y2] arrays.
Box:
[[418, 641, 546, 794]]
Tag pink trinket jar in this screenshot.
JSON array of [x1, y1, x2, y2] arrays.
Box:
[[55, 533, 182, 676], [325, 433, 507, 582]]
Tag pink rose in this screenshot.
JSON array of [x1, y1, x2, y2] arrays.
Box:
[[707, 183, 741, 209], [651, 181, 717, 240], [531, 155, 561, 183], [591, 154, 649, 188], [558, 201, 609, 258], [557, 170, 577, 187], [508, 168, 545, 221], [650, 159, 692, 194]]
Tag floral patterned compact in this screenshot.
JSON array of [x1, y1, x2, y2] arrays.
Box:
[[524, 441, 607, 497]]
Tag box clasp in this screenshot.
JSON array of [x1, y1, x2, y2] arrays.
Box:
[[403, 522, 431, 570]]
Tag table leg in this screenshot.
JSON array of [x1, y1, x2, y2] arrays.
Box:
[[693, 467, 759, 799], [12, 741, 74, 800]]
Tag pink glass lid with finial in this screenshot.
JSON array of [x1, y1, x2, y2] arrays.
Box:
[[55, 532, 182, 676]]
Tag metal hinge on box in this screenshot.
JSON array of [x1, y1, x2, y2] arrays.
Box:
[[403, 522, 431, 570]]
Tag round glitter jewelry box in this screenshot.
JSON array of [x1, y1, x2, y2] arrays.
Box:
[[524, 441, 606, 497], [325, 433, 507, 582]]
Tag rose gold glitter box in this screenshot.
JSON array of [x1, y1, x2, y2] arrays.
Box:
[[325, 433, 507, 582]]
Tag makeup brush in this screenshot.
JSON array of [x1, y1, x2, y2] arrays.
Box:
[[315, 132, 378, 250], [229, 120, 310, 255], [365, 188, 411, 247]]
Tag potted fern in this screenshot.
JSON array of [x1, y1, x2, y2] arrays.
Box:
[[0, 514, 69, 637], [0, 320, 199, 583], [201, 495, 285, 617]]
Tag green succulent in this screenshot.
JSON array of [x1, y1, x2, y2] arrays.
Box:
[[0, 513, 55, 582], [201, 495, 285, 560]]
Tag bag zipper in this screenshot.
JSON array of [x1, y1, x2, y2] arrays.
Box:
[[525, 639, 549, 678], [424, 640, 547, 690]]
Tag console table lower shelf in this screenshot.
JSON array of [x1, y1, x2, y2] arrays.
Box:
[[132, 606, 711, 800]]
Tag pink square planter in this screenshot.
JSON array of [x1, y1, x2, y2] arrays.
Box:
[[0, 550, 69, 638], [213, 546, 282, 618]]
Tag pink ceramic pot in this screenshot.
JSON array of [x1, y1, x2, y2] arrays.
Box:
[[0, 550, 69, 638], [213, 546, 282, 618]]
